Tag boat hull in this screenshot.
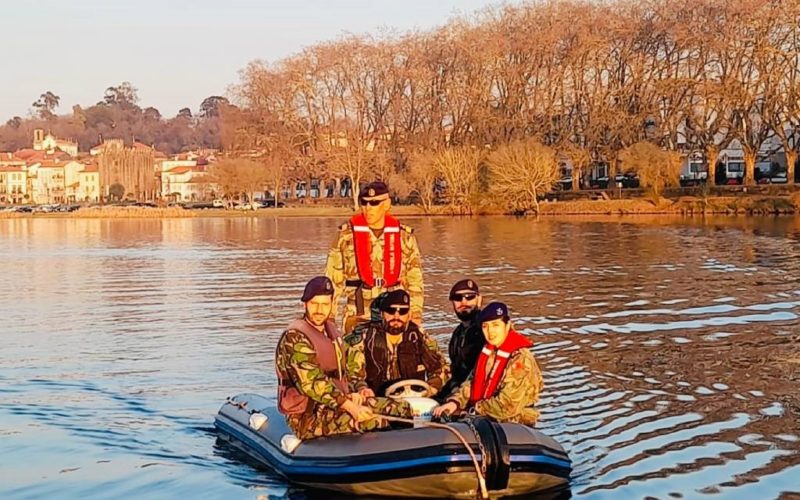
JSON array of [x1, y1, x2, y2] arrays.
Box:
[[214, 393, 570, 498]]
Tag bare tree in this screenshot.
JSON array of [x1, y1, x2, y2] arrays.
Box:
[[207, 159, 269, 202], [434, 146, 484, 214], [765, 0, 800, 184], [620, 141, 681, 198], [486, 139, 559, 214], [221, 0, 797, 201], [405, 150, 440, 213], [728, 2, 782, 185]]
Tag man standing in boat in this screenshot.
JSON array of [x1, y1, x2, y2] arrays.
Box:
[[432, 302, 544, 425], [275, 276, 412, 440], [346, 289, 450, 398], [436, 279, 485, 402], [325, 181, 424, 334]]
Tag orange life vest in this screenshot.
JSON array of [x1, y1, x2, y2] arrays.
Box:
[[349, 213, 402, 287], [469, 329, 533, 406]]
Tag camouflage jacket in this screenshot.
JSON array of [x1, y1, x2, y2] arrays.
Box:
[[449, 348, 544, 425], [275, 327, 355, 411], [325, 221, 424, 330]]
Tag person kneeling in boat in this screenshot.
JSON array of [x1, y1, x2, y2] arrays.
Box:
[[346, 289, 450, 398], [275, 276, 412, 440], [432, 302, 543, 425]]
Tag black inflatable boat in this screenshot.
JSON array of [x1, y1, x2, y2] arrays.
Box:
[[215, 393, 570, 498]]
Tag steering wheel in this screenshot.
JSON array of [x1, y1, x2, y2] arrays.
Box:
[[384, 379, 434, 399]]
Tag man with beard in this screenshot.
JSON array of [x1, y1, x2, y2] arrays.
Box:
[[275, 276, 412, 440], [436, 279, 485, 402], [346, 289, 450, 398], [432, 302, 544, 425]]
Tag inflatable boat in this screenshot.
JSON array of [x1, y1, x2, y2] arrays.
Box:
[[215, 393, 571, 498]]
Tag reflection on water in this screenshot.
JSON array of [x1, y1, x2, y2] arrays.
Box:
[[1, 216, 799, 499]]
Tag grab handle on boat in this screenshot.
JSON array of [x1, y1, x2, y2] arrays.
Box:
[[378, 415, 489, 500]]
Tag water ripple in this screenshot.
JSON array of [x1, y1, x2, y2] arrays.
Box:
[[1, 216, 799, 499]]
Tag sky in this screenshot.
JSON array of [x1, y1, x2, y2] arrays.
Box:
[[0, 0, 511, 121]]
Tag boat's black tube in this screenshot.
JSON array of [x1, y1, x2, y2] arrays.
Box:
[[380, 415, 489, 499], [471, 417, 512, 491], [488, 419, 511, 490]]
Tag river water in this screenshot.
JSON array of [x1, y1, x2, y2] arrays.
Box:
[[1, 216, 799, 499]]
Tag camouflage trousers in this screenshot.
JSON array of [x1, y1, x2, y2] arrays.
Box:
[[287, 397, 412, 440]]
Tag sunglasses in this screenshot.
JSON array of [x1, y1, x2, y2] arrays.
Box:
[[383, 306, 410, 315], [452, 293, 478, 302], [360, 199, 384, 207]]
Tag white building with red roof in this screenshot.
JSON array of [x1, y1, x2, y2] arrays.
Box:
[[161, 164, 213, 201], [32, 129, 78, 157]]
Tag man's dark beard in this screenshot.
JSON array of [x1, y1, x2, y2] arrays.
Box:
[[304, 313, 325, 327], [456, 307, 479, 322], [384, 320, 406, 335]]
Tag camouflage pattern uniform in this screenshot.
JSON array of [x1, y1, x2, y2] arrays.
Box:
[[275, 327, 412, 440], [325, 223, 424, 333], [448, 348, 544, 425]]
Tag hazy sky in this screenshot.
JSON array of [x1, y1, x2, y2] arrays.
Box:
[[1, 0, 509, 121]]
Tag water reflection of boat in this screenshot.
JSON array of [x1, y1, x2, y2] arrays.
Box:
[[215, 393, 571, 499]]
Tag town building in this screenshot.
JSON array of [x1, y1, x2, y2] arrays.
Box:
[[32, 129, 78, 157], [76, 165, 100, 202], [0, 166, 27, 204], [97, 139, 157, 200], [161, 165, 213, 201]]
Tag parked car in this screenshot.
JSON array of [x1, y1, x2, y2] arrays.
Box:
[[184, 201, 214, 209], [212, 199, 225, 208], [590, 176, 609, 189], [555, 176, 573, 191], [770, 174, 788, 184], [620, 173, 640, 189], [259, 199, 285, 208]]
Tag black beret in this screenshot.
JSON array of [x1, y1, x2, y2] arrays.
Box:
[[449, 279, 480, 300], [359, 181, 389, 200], [478, 301, 509, 324], [381, 289, 410, 310], [301, 276, 334, 302]]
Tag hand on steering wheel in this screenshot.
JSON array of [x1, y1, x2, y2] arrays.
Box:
[[384, 379, 434, 399]]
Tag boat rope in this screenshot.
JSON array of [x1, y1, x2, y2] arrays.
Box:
[[378, 415, 489, 500]]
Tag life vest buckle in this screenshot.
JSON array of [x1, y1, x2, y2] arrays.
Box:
[[374, 278, 385, 287]]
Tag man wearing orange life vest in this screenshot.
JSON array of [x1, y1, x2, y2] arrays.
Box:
[[325, 181, 424, 334], [432, 302, 544, 425]]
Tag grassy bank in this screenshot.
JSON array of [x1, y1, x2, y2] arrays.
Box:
[[537, 195, 798, 216], [1, 194, 798, 219]]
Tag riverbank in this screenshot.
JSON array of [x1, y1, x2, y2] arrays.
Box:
[[1, 194, 798, 218]]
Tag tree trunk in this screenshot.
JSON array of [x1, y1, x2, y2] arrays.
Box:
[[786, 150, 797, 185], [743, 148, 757, 186], [706, 146, 719, 186], [572, 167, 580, 191], [531, 192, 540, 215], [351, 175, 360, 211], [607, 152, 619, 183]]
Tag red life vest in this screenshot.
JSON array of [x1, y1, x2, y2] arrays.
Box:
[[469, 329, 533, 406], [350, 213, 402, 287]]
